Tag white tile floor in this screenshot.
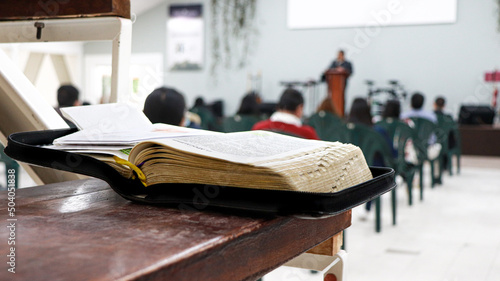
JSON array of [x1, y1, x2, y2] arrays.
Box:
[[263, 156, 500, 281]]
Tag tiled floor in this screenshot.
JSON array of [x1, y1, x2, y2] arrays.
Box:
[[263, 155, 500, 281]]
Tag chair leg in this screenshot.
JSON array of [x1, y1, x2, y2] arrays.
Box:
[[430, 160, 436, 188], [433, 159, 443, 186], [375, 196, 381, 233], [448, 153, 453, 176], [406, 173, 414, 206], [341, 230, 346, 251], [418, 164, 424, 201], [419, 165, 423, 190], [391, 188, 396, 225]]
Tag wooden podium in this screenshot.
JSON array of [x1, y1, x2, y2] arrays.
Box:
[[325, 69, 350, 117]]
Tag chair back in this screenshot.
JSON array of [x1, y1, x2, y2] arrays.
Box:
[[222, 114, 262, 132], [1, 143, 20, 189], [0, 144, 18, 167], [436, 113, 460, 154], [377, 118, 423, 174], [409, 117, 444, 160], [345, 123, 395, 168], [306, 111, 349, 142], [191, 107, 218, 131]]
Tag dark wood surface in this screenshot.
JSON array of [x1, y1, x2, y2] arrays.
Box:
[[0, 0, 130, 20], [460, 125, 500, 156], [0, 179, 351, 281]]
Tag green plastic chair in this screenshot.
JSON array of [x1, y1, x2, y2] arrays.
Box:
[[1, 144, 19, 189], [409, 117, 445, 190], [222, 114, 262, 133], [436, 114, 461, 175], [345, 123, 395, 232], [190, 107, 220, 131], [376, 118, 423, 206], [305, 111, 350, 143], [447, 122, 461, 175]]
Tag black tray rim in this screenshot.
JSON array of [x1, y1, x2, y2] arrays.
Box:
[[5, 128, 396, 217]]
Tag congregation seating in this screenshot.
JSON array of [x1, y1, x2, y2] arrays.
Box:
[[306, 112, 462, 233], [185, 95, 463, 235]]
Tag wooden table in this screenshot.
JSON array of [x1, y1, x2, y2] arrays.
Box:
[[0, 179, 351, 281], [460, 125, 500, 156]]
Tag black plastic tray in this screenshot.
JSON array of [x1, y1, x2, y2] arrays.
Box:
[[5, 128, 396, 218]]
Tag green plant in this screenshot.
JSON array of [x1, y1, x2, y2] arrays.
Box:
[[210, 0, 258, 76]]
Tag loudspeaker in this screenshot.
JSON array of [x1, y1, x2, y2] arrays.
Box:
[[458, 105, 495, 125]]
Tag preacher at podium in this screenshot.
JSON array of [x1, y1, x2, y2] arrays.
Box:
[[326, 49, 353, 83], [322, 49, 353, 116]]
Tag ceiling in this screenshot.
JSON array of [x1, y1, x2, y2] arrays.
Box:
[[130, 0, 165, 16]]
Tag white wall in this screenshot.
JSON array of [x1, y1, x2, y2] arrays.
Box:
[[84, 0, 500, 118]]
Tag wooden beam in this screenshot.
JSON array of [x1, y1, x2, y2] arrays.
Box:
[[50, 54, 72, 84], [0, 48, 83, 185], [23, 52, 45, 84], [307, 232, 343, 256]]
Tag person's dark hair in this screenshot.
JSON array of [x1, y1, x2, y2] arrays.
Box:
[[382, 99, 401, 119], [143, 87, 186, 126], [410, 92, 425, 110], [237, 92, 260, 115], [278, 88, 304, 112], [434, 96, 445, 110], [347, 97, 373, 126], [193, 97, 205, 108], [57, 85, 79, 107]]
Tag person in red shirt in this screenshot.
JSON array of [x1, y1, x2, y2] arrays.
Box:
[[252, 88, 319, 140]]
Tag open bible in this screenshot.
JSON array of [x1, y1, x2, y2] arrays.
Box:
[[49, 104, 373, 193]]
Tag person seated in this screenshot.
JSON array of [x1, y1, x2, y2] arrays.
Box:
[[347, 98, 395, 218], [347, 98, 395, 155], [252, 88, 319, 140], [433, 96, 455, 122], [433, 96, 446, 115], [433, 96, 456, 170], [382, 99, 401, 120], [237, 91, 262, 116], [55, 84, 81, 128], [223, 92, 264, 132], [316, 97, 339, 117], [433, 96, 455, 141], [347, 98, 374, 127], [305, 97, 347, 142], [400, 92, 437, 123], [190, 97, 218, 131], [143, 87, 188, 127], [380, 99, 421, 165]]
